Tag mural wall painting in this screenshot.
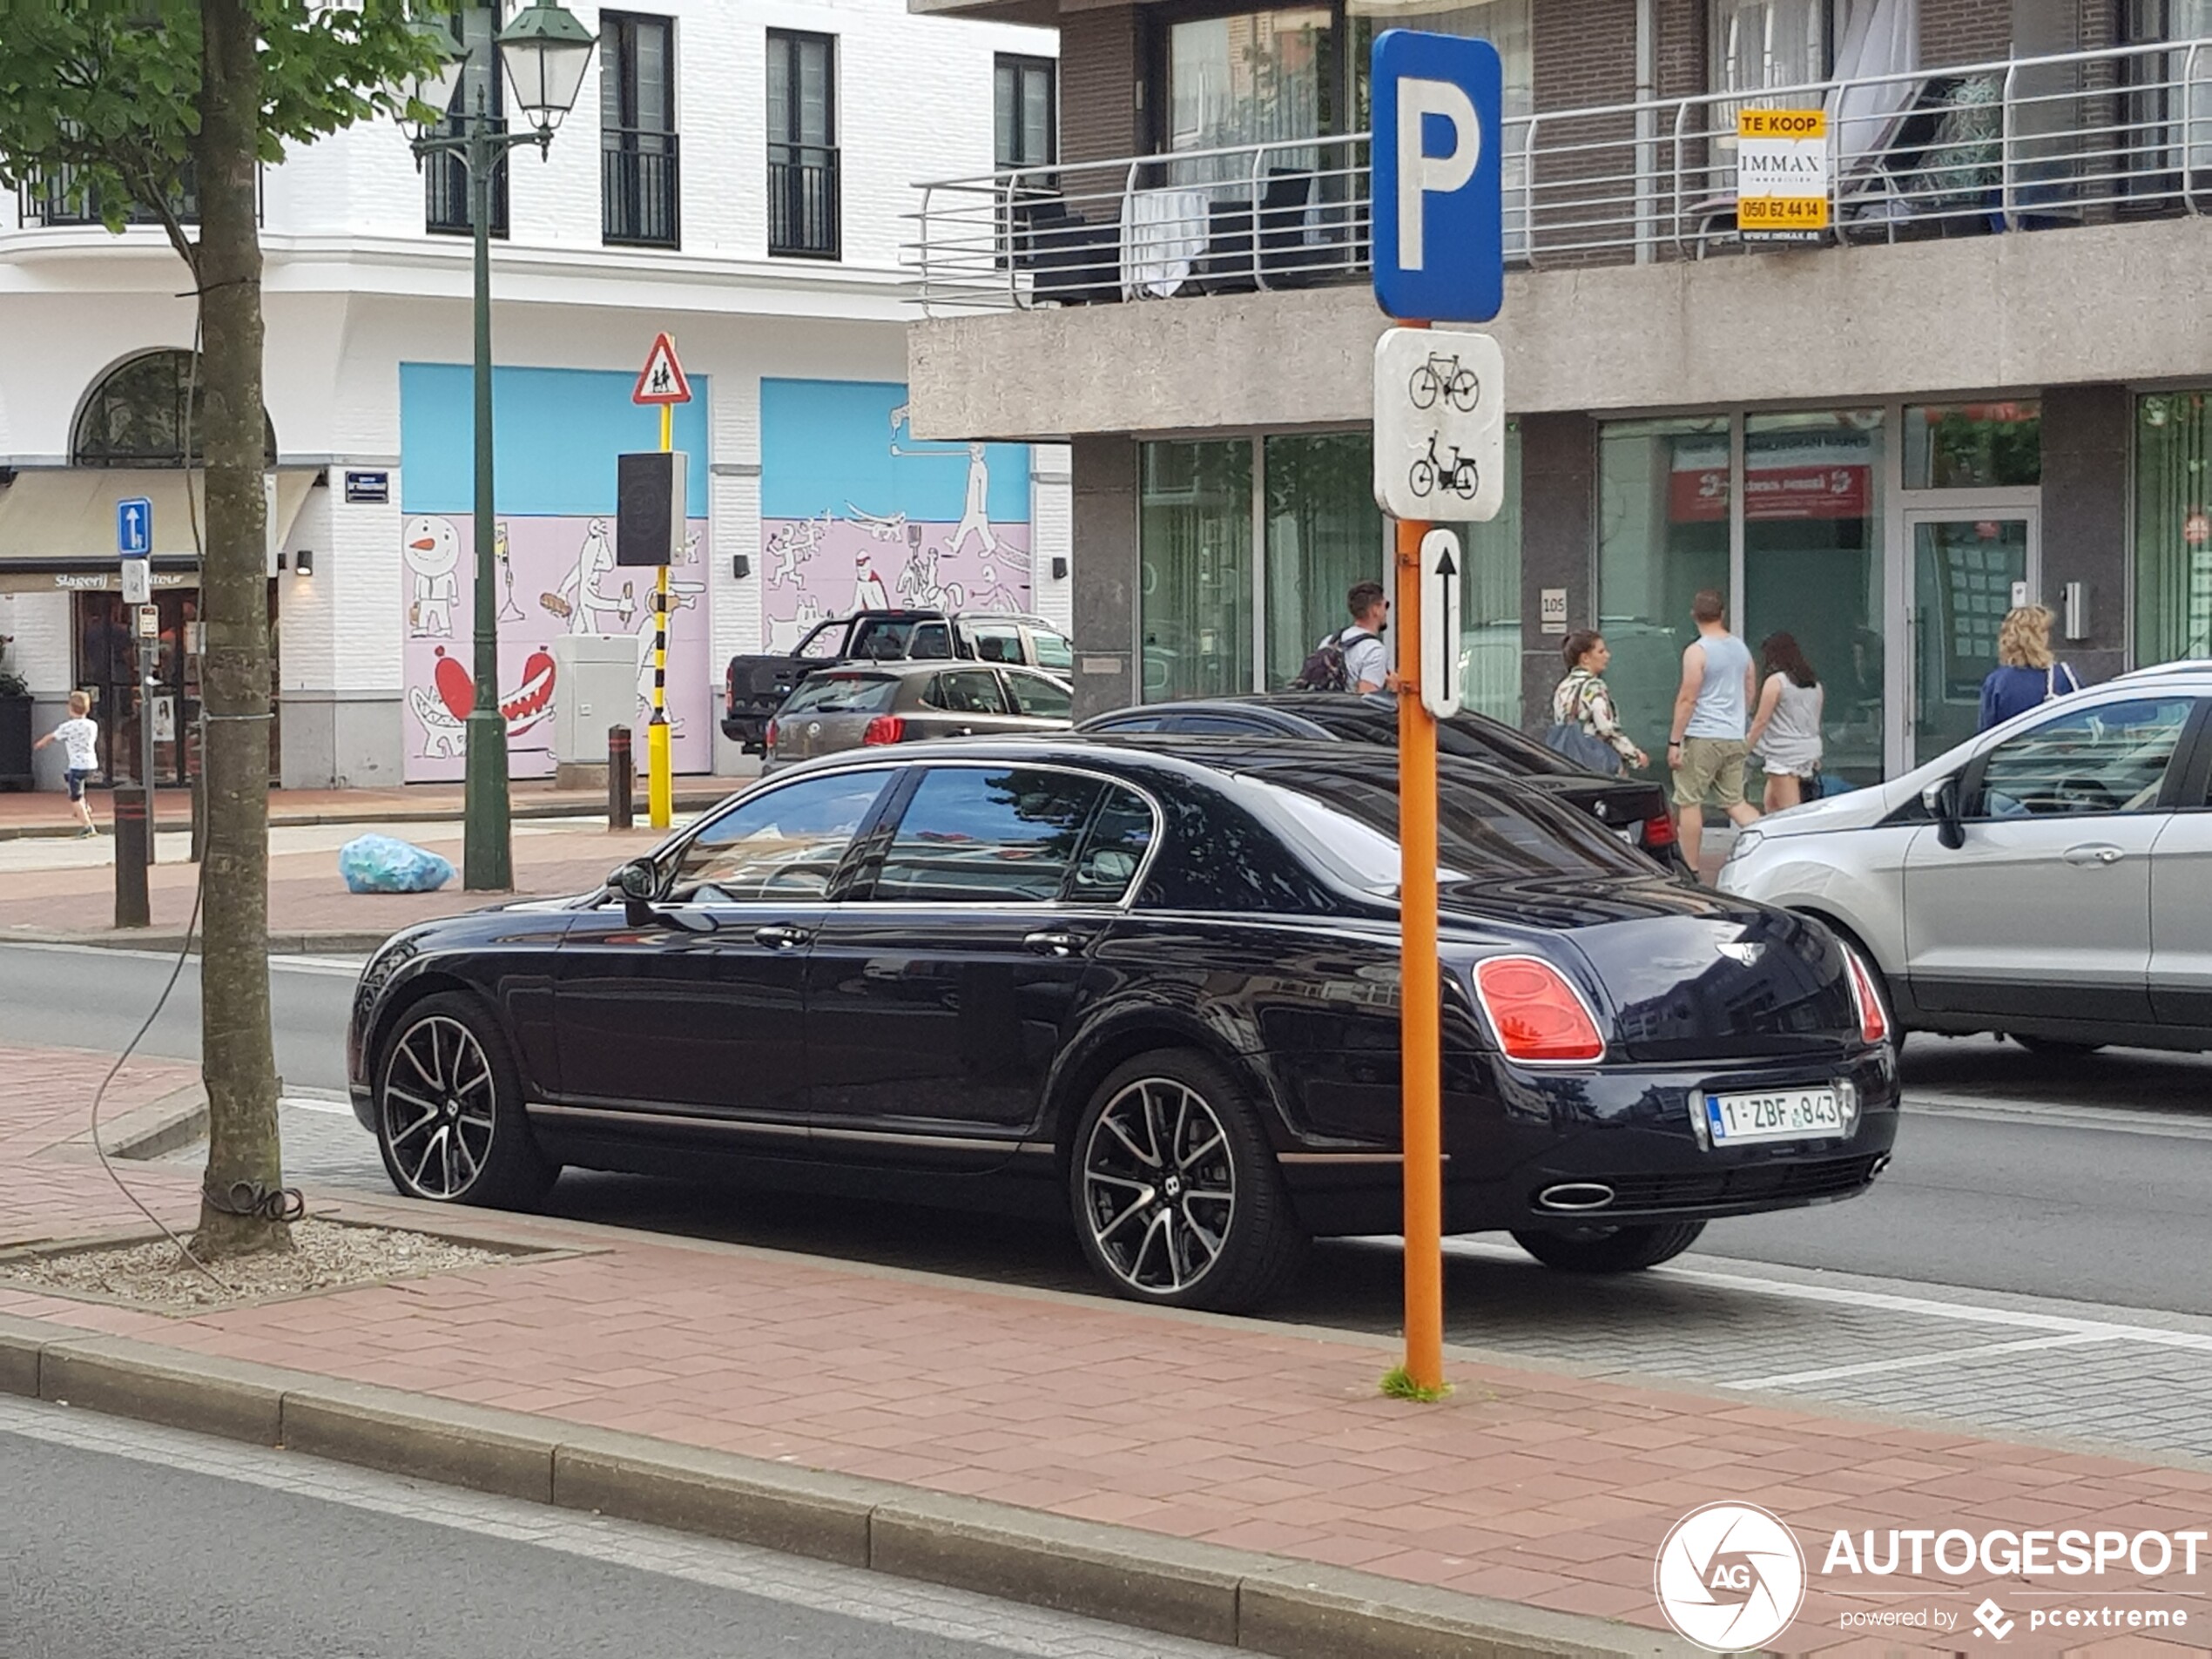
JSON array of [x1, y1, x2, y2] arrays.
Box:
[[760, 381, 1033, 651]]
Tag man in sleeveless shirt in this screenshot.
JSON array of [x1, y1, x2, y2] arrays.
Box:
[[1666, 589, 1762, 880]]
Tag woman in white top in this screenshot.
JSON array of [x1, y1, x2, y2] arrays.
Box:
[[1744, 632, 1824, 812]]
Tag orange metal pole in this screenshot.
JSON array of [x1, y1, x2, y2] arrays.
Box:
[[1397, 510, 1445, 1393]]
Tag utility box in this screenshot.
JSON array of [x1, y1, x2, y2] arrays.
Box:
[[552, 633, 642, 769]]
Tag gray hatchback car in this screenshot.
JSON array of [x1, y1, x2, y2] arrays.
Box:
[[762, 659, 1076, 771]]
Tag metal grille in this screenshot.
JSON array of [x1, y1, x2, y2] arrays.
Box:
[[769, 142, 840, 259], [604, 128, 680, 248]]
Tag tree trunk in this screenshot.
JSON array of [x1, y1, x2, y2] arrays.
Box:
[[192, 0, 287, 1258]]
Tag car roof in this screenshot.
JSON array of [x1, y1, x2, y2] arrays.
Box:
[[2112, 661, 2212, 684], [804, 659, 1068, 681]]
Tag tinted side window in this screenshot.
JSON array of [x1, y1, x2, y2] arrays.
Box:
[[969, 622, 1024, 664], [1029, 628, 1074, 671], [1086, 713, 1167, 733], [795, 622, 847, 661], [1007, 671, 1074, 719], [671, 772, 892, 903], [873, 768, 1105, 903], [1070, 786, 1154, 902], [848, 618, 916, 661], [908, 622, 953, 660], [1975, 697, 2195, 818], [1180, 713, 1271, 735], [928, 670, 1009, 715]]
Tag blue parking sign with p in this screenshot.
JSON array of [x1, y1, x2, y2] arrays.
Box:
[[1371, 30, 1504, 324]]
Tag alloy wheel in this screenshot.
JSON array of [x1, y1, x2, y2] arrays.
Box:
[[1080, 1076, 1237, 1295], [381, 1014, 498, 1200]]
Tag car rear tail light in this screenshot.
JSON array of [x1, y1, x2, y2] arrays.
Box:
[[764, 718, 779, 752], [1641, 810, 1677, 848], [862, 715, 906, 745], [1474, 955, 1606, 1065], [1844, 949, 1890, 1045]]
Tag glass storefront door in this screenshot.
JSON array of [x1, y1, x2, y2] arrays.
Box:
[[1906, 509, 2038, 768]]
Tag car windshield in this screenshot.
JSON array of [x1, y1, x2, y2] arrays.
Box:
[[1031, 629, 1074, 671], [781, 674, 899, 716], [1231, 766, 1650, 892]]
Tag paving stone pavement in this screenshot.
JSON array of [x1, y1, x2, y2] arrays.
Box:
[[14, 1048, 2212, 1654]]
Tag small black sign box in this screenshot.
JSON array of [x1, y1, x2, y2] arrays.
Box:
[[345, 470, 390, 503], [617, 451, 685, 567]]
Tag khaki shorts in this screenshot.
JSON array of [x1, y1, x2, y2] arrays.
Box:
[[1673, 737, 1749, 809]]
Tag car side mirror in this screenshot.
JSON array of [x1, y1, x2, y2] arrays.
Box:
[[1921, 777, 1966, 850], [610, 859, 661, 926]]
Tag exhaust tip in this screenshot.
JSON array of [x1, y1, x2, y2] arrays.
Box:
[[1869, 1153, 1892, 1179], [1537, 1182, 1616, 1212]]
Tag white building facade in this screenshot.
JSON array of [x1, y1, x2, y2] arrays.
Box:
[[0, 0, 1064, 792]]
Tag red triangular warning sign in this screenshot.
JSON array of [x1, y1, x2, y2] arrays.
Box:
[[632, 332, 692, 405]]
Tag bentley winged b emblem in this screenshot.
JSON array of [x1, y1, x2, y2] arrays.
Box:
[[1716, 941, 1766, 966]]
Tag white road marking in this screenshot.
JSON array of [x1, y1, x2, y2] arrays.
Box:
[[1905, 1089, 2212, 1141], [1723, 1331, 2121, 1391], [280, 1095, 356, 1116], [1443, 1237, 2212, 1355]]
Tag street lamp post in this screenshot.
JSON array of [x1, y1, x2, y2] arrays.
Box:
[[401, 3, 597, 891]]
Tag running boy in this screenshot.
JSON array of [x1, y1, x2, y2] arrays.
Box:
[[34, 691, 101, 837]]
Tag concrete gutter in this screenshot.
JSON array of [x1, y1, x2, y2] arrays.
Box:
[[0, 1310, 1697, 1659]]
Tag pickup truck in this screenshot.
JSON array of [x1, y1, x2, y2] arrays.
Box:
[[722, 609, 1074, 751]]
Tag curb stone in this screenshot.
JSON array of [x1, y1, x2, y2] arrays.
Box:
[[3, 928, 395, 955], [0, 1312, 1705, 1658], [78, 1082, 208, 1161], [0, 786, 745, 841]]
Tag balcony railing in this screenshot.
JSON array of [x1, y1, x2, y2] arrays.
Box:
[[424, 121, 509, 239], [604, 127, 680, 248], [17, 162, 199, 228], [769, 141, 840, 259], [907, 36, 2212, 311]]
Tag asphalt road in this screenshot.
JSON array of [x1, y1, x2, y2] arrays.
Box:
[[0, 1396, 1231, 1659], [10, 941, 2212, 1317]]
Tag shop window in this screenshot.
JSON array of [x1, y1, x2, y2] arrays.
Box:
[[1264, 434, 1384, 690], [1166, 9, 1337, 154], [1711, 0, 1829, 95], [1141, 440, 1254, 702], [1742, 411, 1885, 788], [1596, 418, 1731, 765], [2135, 391, 2212, 664], [73, 350, 276, 469], [1904, 401, 2041, 489]]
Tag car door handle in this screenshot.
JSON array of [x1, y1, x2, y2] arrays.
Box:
[[1023, 930, 1086, 958], [753, 925, 813, 950], [2063, 843, 2125, 867]]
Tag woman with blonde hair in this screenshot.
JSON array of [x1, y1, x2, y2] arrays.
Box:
[[1978, 604, 2080, 732]]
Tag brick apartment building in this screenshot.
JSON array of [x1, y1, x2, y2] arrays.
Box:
[[902, 0, 2212, 786]]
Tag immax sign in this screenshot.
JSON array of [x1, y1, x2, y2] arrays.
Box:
[[1736, 108, 1829, 243]]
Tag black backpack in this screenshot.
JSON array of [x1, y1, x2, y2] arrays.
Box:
[[1290, 627, 1372, 692]]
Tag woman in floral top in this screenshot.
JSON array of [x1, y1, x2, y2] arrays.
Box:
[[1552, 631, 1649, 770]]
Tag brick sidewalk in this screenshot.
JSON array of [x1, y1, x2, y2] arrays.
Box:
[[0, 816, 674, 943], [4, 1045, 2206, 1655]]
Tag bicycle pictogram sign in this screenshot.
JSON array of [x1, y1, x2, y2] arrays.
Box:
[[1408, 352, 1481, 414]]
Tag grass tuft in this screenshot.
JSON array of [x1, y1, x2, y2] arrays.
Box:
[[1379, 1365, 1453, 1403]]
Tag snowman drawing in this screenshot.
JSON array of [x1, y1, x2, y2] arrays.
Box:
[[403, 516, 462, 638]]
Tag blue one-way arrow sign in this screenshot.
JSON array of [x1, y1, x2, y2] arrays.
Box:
[[1371, 30, 1504, 323], [117, 496, 153, 557]]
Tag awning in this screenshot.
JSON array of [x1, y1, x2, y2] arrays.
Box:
[[0, 467, 318, 592]]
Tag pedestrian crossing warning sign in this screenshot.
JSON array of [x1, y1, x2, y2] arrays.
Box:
[[632, 333, 692, 406]]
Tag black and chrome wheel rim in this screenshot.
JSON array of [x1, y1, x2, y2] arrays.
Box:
[[1081, 1078, 1235, 1295], [381, 1015, 496, 1200]]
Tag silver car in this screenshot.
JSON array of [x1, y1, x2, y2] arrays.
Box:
[[1717, 663, 2212, 1055], [762, 659, 1075, 772]]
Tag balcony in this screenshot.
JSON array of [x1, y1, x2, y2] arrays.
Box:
[[17, 162, 199, 228], [908, 37, 2212, 313], [768, 141, 840, 260], [604, 128, 681, 249]]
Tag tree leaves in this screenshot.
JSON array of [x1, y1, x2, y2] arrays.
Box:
[[0, 0, 449, 258]]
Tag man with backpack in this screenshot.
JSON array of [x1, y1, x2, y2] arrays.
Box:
[[1294, 582, 1399, 695]]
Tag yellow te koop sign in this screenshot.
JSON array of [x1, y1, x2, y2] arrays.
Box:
[[1736, 108, 1829, 240]]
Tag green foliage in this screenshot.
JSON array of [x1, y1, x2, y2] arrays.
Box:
[[0, 0, 448, 247], [1379, 1365, 1453, 1404]]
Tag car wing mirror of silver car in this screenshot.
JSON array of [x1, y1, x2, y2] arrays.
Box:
[[1921, 778, 1966, 850], [610, 859, 663, 927]]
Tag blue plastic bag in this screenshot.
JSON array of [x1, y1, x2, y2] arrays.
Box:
[[338, 833, 455, 894]]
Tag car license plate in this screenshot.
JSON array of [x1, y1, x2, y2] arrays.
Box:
[[1704, 1087, 1844, 1144]]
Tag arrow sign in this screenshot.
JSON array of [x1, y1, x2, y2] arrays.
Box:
[[118, 496, 152, 557], [1420, 528, 1464, 720], [632, 332, 692, 406]]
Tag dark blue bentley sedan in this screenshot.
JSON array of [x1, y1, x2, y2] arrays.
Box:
[[347, 736, 1898, 1312]]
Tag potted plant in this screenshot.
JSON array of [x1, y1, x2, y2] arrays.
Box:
[[0, 658, 32, 790]]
